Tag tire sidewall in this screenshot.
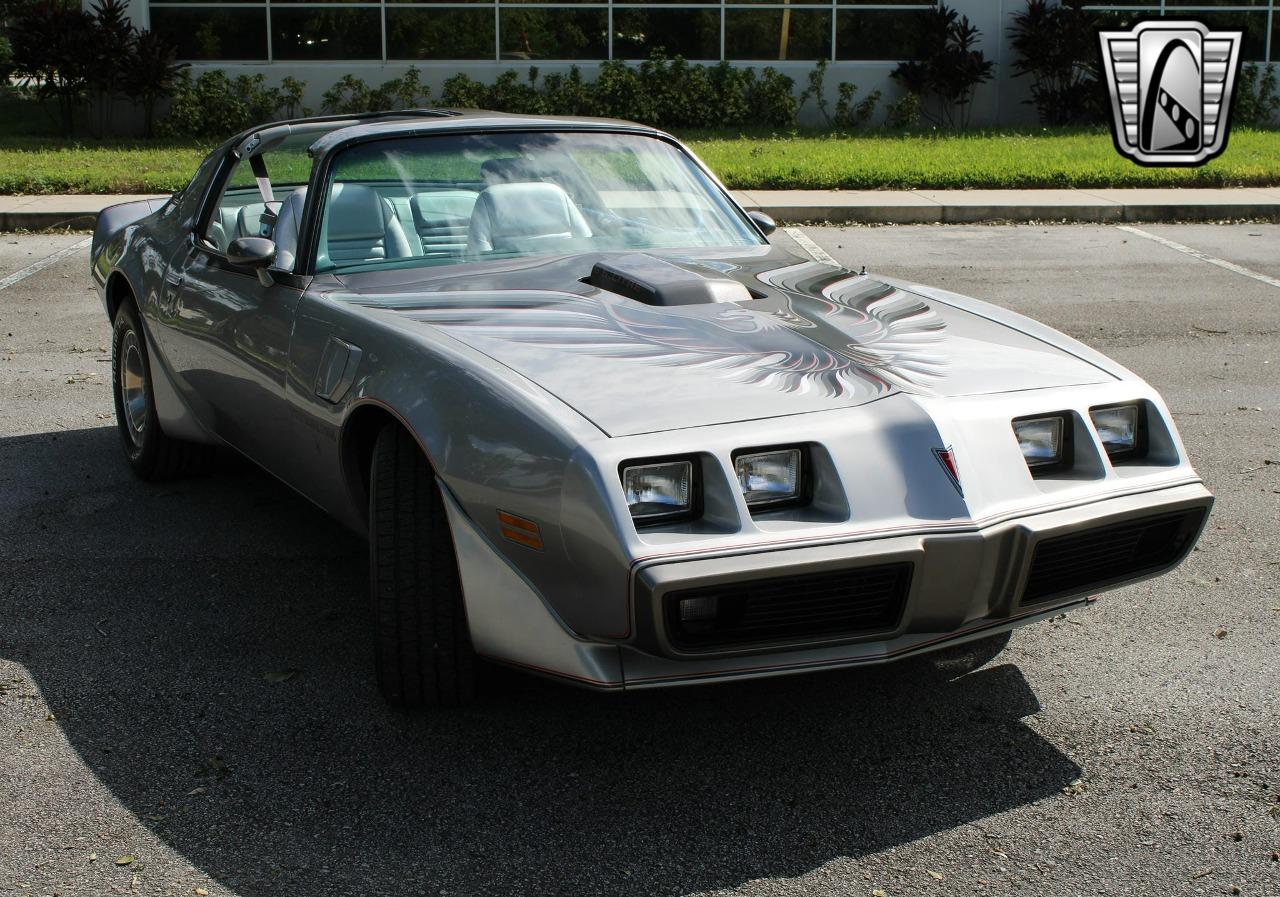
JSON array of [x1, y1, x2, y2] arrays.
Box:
[[111, 302, 160, 474]]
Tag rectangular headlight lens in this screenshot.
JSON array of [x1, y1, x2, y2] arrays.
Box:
[[1012, 416, 1065, 468], [1090, 404, 1140, 457], [734, 448, 802, 507], [622, 460, 693, 522]]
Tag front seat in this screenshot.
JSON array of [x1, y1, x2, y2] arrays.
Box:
[[467, 182, 592, 254], [321, 183, 413, 268], [271, 187, 307, 271]]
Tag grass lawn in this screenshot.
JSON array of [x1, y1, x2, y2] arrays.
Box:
[[0, 128, 1277, 195]]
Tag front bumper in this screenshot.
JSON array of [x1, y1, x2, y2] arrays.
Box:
[[447, 481, 1212, 691]]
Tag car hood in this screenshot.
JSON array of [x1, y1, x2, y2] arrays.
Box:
[[333, 249, 1114, 437]]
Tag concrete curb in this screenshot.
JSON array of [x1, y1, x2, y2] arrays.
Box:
[[734, 188, 1280, 225], [2, 188, 1278, 230]]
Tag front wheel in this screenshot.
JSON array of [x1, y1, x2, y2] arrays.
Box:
[[368, 423, 476, 708], [111, 299, 214, 480]]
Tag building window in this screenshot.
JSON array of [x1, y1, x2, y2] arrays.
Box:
[[387, 8, 496, 59], [150, 0, 1280, 67], [271, 6, 383, 59], [612, 7, 721, 60], [725, 8, 833, 60], [498, 8, 609, 60], [150, 5, 269, 61]]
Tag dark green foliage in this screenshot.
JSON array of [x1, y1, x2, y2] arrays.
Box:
[[1234, 63, 1280, 127], [7, 0, 96, 136], [121, 29, 186, 137], [1009, 0, 1103, 126], [891, 2, 994, 128], [7, 0, 183, 137], [835, 83, 881, 130], [435, 53, 797, 129], [885, 92, 922, 130], [161, 71, 308, 140], [320, 67, 429, 115], [87, 0, 132, 136], [800, 59, 880, 129]]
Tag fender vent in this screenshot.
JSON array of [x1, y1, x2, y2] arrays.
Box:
[[588, 253, 753, 306]]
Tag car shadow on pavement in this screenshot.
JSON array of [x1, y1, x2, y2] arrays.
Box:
[[1, 426, 1082, 897]]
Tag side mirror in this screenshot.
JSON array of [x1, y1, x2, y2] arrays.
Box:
[[747, 210, 777, 236], [227, 236, 277, 287]]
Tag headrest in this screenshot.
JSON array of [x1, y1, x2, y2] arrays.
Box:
[[327, 183, 387, 241], [411, 190, 479, 228], [468, 182, 592, 252]]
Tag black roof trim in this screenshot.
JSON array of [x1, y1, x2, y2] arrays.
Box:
[[230, 108, 460, 151]]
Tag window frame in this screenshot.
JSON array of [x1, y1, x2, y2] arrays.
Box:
[[295, 126, 768, 276]]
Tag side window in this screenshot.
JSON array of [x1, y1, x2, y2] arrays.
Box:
[[199, 133, 316, 261]]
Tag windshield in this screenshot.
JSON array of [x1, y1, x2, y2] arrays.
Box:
[[313, 130, 764, 274]]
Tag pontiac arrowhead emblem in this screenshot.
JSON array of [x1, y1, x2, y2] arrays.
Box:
[[1098, 20, 1244, 167], [932, 446, 962, 497]]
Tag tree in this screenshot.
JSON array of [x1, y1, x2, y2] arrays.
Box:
[[122, 29, 186, 138], [891, 3, 994, 129], [88, 0, 135, 136], [8, 0, 97, 137], [1009, 0, 1103, 125]]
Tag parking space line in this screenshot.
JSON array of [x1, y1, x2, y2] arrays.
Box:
[[1116, 225, 1280, 290], [0, 237, 93, 293], [783, 227, 839, 267]]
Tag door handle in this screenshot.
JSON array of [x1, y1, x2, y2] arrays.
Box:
[[161, 274, 183, 317]]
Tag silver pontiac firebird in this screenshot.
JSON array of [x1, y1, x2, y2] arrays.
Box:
[[91, 110, 1213, 707]]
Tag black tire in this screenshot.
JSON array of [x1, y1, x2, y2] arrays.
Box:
[[111, 299, 215, 480], [369, 423, 476, 708]]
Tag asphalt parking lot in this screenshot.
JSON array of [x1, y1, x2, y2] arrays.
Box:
[[1, 223, 1277, 897]]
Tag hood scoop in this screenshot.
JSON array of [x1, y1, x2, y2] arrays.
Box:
[[587, 253, 753, 306]]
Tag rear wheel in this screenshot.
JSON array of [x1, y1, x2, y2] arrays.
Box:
[[368, 423, 476, 708], [111, 299, 214, 480]]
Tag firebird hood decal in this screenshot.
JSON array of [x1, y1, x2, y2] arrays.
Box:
[[337, 255, 1112, 436], [392, 276, 947, 400]]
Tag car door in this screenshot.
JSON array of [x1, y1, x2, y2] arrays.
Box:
[[157, 139, 312, 476]]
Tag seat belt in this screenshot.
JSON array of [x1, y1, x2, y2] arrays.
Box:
[[249, 154, 279, 238]]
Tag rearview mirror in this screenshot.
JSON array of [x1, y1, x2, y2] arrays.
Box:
[[747, 210, 777, 236], [227, 236, 277, 286]]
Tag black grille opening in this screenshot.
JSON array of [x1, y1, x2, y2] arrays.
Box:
[[665, 562, 912, 650], [1022, 508, 1206, 605]]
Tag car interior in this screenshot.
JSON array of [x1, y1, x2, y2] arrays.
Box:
[[200, 132, 756, 275]]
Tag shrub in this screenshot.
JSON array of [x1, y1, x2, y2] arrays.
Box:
[[438, 72, 489, 109], [160, 70, 307, 140], [321, 68, 429, 115], [540, 67, 591, 116], [891, 2, 993, 128], [1009, 0, 1103, 126], [752, 67, 799, 127], [1234, 63, 1280, 127], [835, 83, 881, 129], [801, 59, 879, 129], [885, 91, 922, 129]]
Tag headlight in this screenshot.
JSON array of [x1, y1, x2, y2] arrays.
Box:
[[1090, 403, 1143, 458], [621, 459, 694, 523], [1012, 414, 1067, 470], [733, 448, 803, 508]]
